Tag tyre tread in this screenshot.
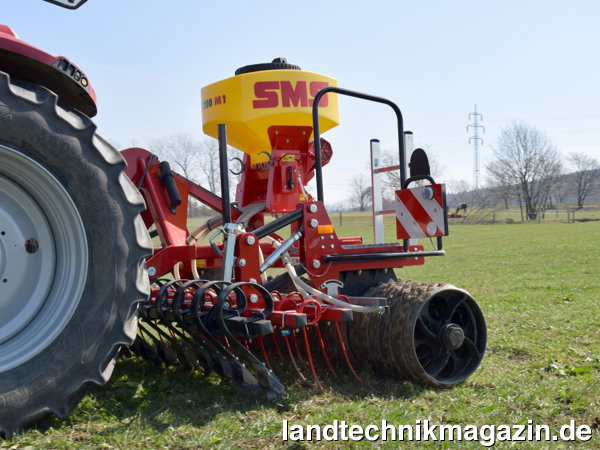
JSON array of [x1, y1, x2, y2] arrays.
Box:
[[0, 71, 151, 438]]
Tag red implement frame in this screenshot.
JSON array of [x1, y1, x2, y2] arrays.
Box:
[[121, 119, 443, 390]]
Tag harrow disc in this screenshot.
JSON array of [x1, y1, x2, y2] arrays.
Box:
[[341, 280, 486, 387]]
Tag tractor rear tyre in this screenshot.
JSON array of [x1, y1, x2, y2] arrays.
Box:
[[0, 73, 151, 437]]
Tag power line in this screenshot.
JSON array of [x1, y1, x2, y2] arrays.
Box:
[[467, 104, 485, 190]]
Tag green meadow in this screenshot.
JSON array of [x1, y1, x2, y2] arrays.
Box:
[[4, 213, 600, 448]]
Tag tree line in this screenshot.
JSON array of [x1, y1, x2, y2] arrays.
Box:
[[120, 125, 599, 221], [347, 122, 600, 220], [485, 122, 600, 220]]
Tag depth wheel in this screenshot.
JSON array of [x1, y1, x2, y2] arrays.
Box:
[[0, 72, 151, 437], [346, 280, 486, 387]]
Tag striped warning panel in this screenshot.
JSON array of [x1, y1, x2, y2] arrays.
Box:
[[395, 184, 448, 239]]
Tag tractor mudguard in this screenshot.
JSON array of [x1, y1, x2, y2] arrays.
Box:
[[0, 25, 96, 117]]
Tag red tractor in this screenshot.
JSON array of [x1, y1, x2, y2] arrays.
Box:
[[0, 0, 486, 437]]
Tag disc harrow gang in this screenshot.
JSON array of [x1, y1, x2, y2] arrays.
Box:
[[131, 278, 486, 396]]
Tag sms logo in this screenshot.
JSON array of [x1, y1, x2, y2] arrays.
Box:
[[253, 81, 329, 109]]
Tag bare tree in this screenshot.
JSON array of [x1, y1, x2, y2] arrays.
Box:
[[446, 179, 470, 195], [196, 138, 245, 197], [567, 152, 600, 208], [149, 134, 203, 183], [486, 166, 516, 209], [349, 174, 371, 211], [198, 139, 221, 193], [150, 134, 242, 188], [487, 123, 562, 220]]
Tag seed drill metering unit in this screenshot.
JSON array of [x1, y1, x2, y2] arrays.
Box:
[[0, 0, 486, 436]]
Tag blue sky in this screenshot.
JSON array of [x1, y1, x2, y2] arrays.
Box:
[[4, 0, 600, 204]]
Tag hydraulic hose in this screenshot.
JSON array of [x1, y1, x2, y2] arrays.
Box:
[[260, 235, 382, 314]]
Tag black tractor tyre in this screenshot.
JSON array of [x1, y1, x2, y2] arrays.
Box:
[[0, 72, 151, 438]]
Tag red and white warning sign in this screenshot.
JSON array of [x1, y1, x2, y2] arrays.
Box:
[[395, 184, 448, 239]]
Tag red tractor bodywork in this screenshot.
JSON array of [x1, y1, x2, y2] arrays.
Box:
[[0, 24, 97, 116]]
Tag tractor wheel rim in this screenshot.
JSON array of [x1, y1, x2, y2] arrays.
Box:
[[0, 144, 88, 372]]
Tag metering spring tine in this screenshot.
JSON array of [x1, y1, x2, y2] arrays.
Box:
[[271, 332, 283, 358], [301, 327, 324, 393], [291, 329, 304, 364], [334, 322, 362, 383], [282, 328, 306, 382], [297, 300, 336, 377], [314, 324, 338, 378], [297, 299, 326, 390], [257, 336, 272, 370]]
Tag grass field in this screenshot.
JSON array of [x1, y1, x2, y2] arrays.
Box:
[[448, 204, 600, 225], [3, 215, 600, 448]]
